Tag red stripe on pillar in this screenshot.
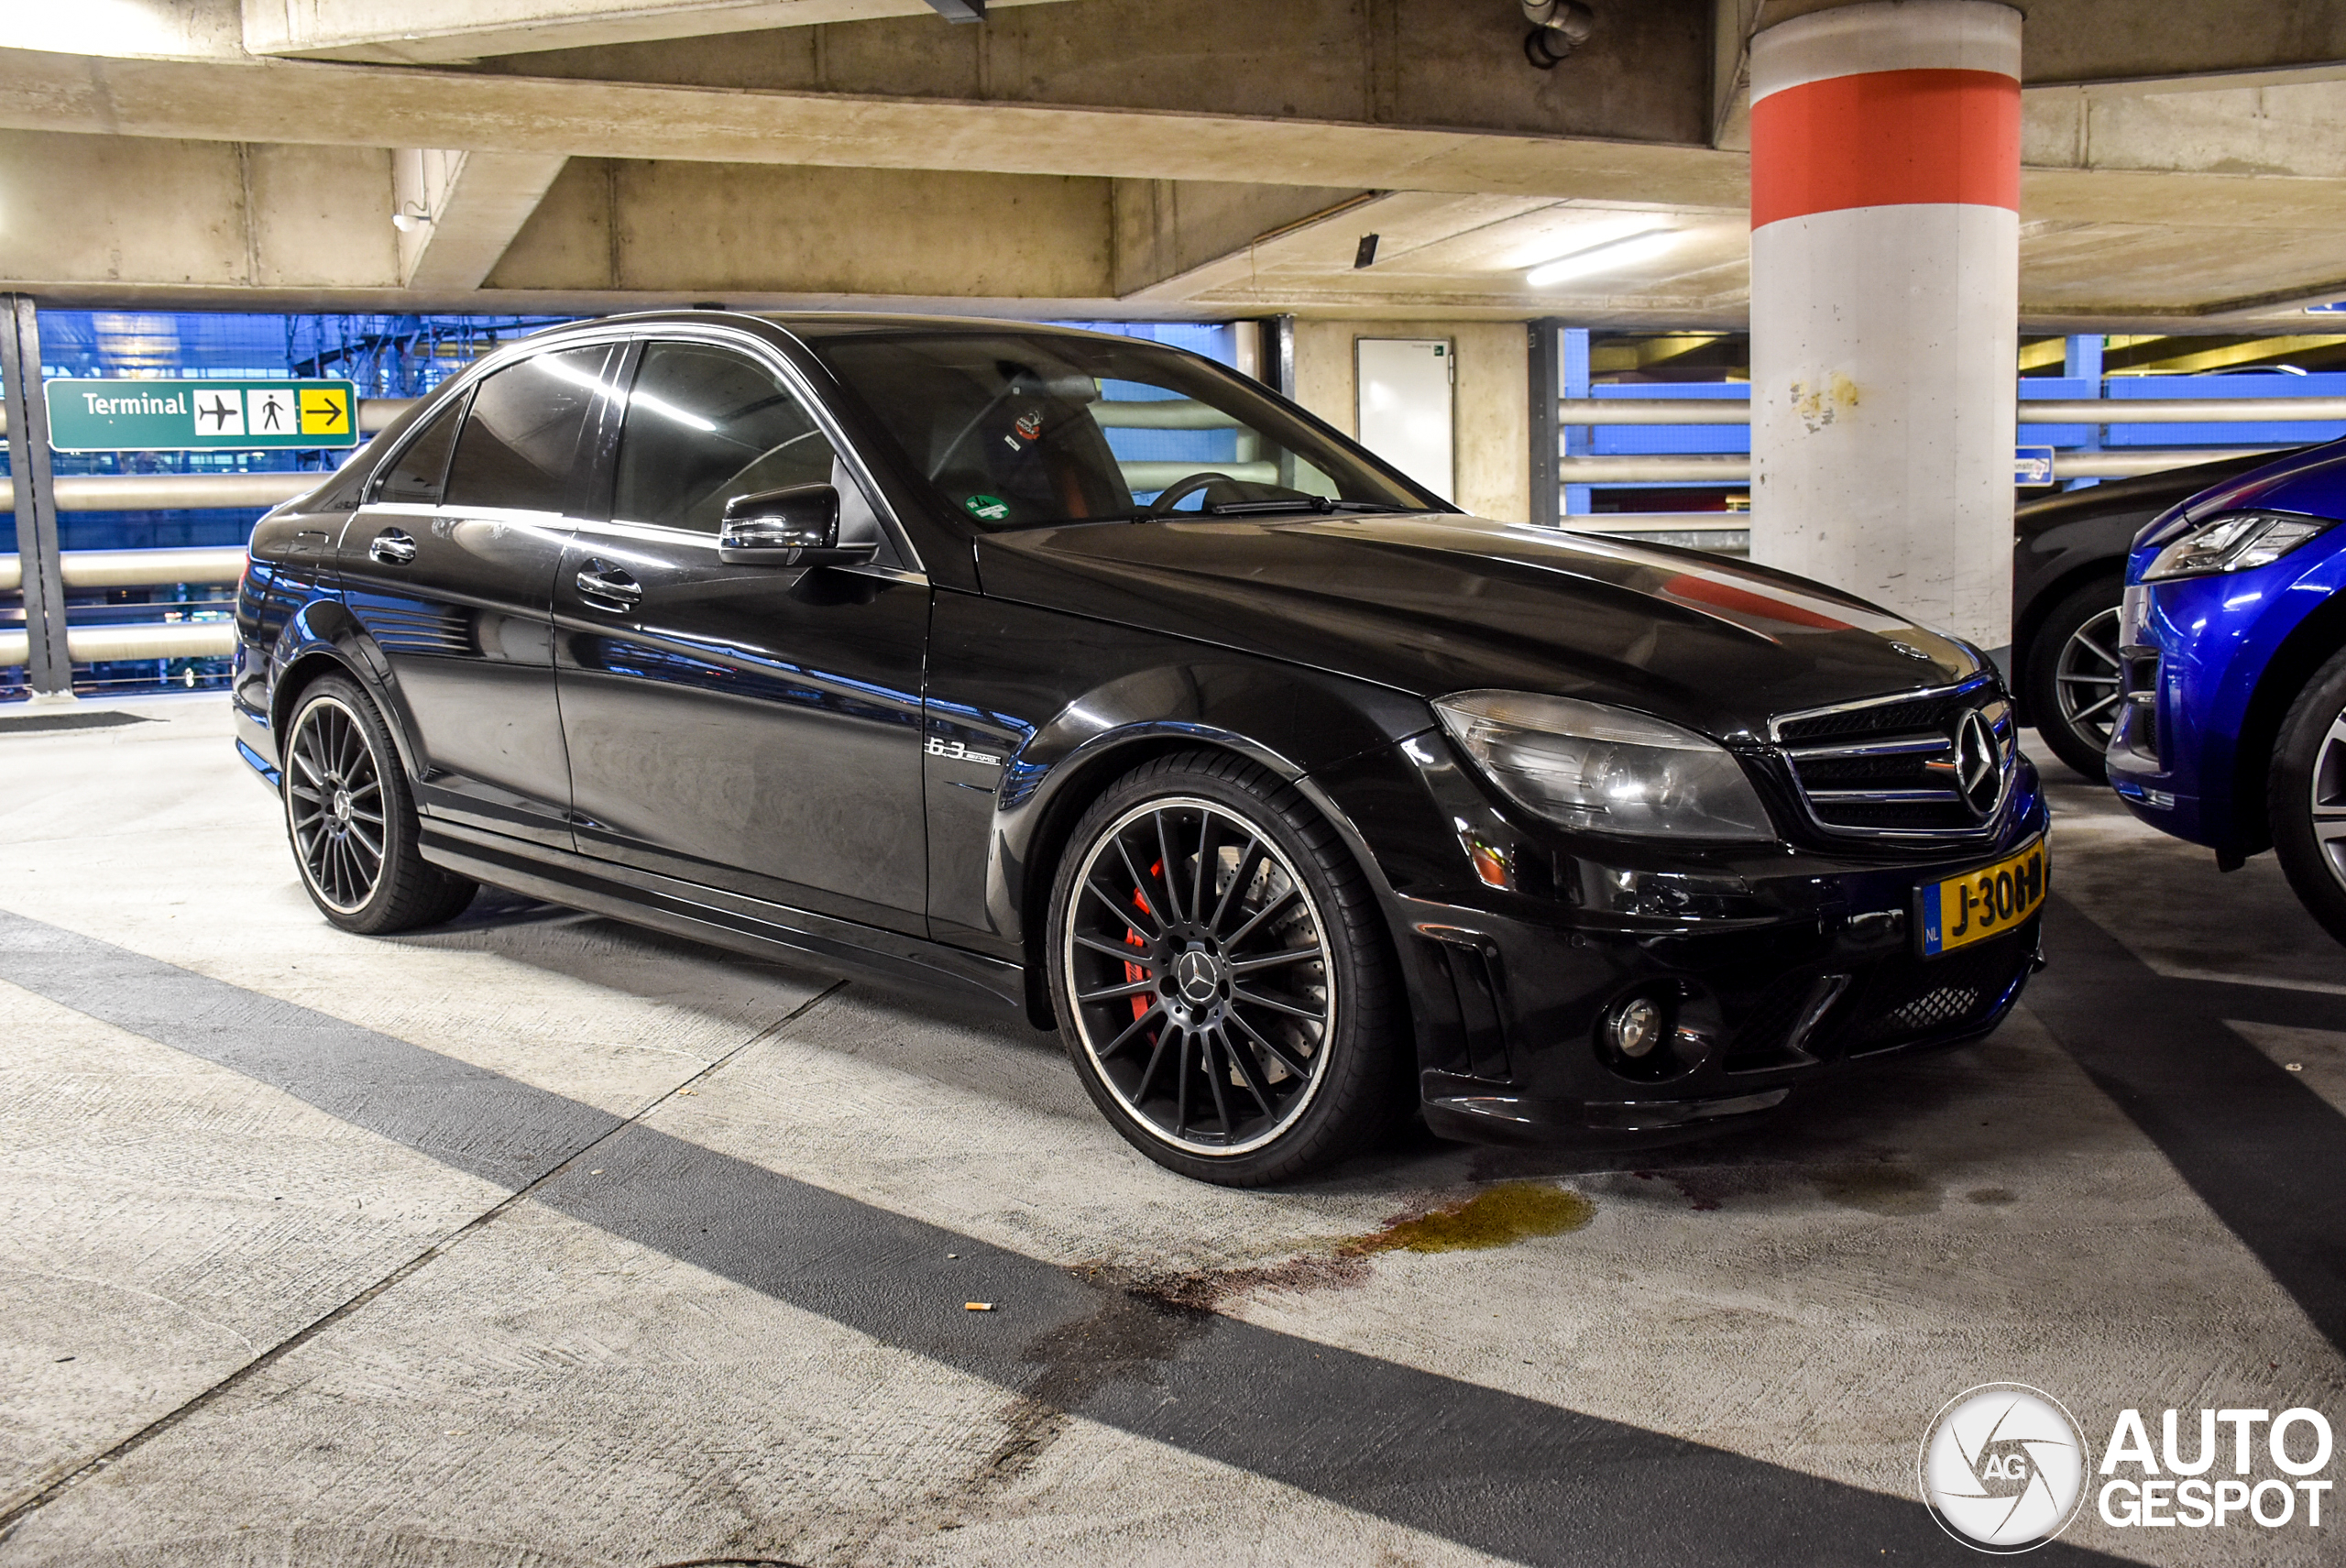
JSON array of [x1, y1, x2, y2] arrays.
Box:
[[1750, 68, 2019, 228]]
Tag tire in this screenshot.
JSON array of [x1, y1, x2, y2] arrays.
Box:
[[2023, 576, 2124, 783], [1045, 751, 1405, 1186], [2269, 646, 2346, 948], [281, 674, 477, 934]]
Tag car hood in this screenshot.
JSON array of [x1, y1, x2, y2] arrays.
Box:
[[976, 514, 1981, 744]]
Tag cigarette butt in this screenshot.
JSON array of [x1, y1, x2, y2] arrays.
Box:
[[964, 1302, 994, 1312]]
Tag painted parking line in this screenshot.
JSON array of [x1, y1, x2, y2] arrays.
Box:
[[2034, 895, 2346, 1354], [0, 906, 2133, 1566]]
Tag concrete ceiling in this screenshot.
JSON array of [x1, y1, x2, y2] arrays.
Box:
[[0, 0, 2340, 328]]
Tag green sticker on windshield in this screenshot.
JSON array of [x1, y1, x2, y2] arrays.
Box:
[[963, 494, 1011, 521]]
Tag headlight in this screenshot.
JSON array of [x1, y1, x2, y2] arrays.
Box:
[[1432, 691, 1773, 840], [2142, 510, 2333, 582]]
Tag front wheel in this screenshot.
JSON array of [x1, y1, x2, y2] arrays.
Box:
[[2271, 647, 2346, 948], [2023, 576, 2124, 783], [1046, 751, 1404, 1185], [282, 674, 477, 934]]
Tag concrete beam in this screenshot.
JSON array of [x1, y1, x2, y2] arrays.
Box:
[[243, 0, 1076, 66], [394, 148, 572, 289], [0, 130, 396, 292], [0, 44, 1750, 205], [1734, 0, 2346, 91]]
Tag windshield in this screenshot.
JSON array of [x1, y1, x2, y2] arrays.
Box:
[[805, 329, 1445, 530]]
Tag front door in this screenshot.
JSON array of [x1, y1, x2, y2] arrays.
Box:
[[553, 338, 930, 934], [338, 344, 618, 847]]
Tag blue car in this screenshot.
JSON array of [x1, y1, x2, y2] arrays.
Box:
[[2107, 439, 2346, 943]]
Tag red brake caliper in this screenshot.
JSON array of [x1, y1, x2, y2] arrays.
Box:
[[1124, 861, 1160, 1020]]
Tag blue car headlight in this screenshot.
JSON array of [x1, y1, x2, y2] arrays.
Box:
[[1433, 691, 1774, 840], [2141, 510, 2335, 582]]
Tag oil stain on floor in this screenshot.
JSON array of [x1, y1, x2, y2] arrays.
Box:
[[1133, 1182, 1595, 1313], [1348, 1181, 1596, 1255]]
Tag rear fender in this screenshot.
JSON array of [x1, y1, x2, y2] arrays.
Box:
[[266, 602, 424, 784]]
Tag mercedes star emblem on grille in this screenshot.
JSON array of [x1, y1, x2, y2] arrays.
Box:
[[1955, 709, 2001, 817]]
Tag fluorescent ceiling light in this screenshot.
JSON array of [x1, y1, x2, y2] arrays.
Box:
[[1525, 227, 1679, 288]]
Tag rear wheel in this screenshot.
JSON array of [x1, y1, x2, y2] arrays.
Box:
[[2023, 576, 2124, 783], [283, 675, 477, 934], [1046, 751, 1404, 1185], [2270, 647, 2346, 948]]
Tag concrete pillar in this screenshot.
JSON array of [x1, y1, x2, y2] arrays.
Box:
[[1528, 320, 1562, 529], [1747, 0, 2022, 652], [1, 296, 71, 699]]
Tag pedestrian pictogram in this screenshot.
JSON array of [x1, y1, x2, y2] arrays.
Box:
[[247, 389, 297, 436]]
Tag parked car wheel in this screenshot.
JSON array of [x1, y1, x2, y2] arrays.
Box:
[[1047, 751, 1404, 1185], [283, 675, 477, 934], [2270, 646, 2346, 948], [2024, 576, 2125, 783]]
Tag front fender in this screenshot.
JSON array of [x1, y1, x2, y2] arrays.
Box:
[[990, 659, 1424, 941]]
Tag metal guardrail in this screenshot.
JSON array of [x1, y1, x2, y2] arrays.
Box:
[[1558, 397, 2346, 424], [0, 620, 235, 669], [1556, 448, 2275, 485], [1556, 395, 2339, 484], [0, 545, 248, 592], [0, 471, 321, 513]]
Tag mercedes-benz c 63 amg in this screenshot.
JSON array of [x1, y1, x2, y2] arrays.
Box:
[[234, 313, 2046, 1184]]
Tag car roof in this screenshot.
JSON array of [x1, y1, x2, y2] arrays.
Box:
[[560, 308, 1150, 347]]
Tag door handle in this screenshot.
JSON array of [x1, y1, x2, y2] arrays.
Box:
[[368, 528, 418, 565], [575, 560, 643, 611]]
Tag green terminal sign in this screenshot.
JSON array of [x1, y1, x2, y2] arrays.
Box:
[[43, 378, 359, 453]]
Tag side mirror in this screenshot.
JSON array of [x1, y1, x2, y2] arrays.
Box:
[[717, 485, 875, 567]]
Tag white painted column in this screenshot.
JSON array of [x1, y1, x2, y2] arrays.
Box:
[[1747, 0, 2022, 652]]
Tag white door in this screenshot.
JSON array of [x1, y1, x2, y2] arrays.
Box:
[[1354, 338, 1455, 503]]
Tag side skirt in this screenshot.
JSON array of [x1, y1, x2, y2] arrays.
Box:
[[419, 819, 1030, 1016]]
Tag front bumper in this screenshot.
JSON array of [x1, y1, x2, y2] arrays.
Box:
[[1410, 907, 2042, 1147], [1319, 739, 2050, 1148]]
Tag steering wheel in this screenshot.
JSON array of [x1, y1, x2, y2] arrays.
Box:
[[1141, 470, 1237, 518]]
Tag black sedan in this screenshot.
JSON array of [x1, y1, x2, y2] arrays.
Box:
[[235, 313, 2045, 1185]]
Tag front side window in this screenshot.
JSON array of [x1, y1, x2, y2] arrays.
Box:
[[442, 345, 614, 512], [612, 343, 838, 533], [806, 329, 1442, 531]]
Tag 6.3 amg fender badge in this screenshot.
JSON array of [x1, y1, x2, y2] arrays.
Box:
[[926, 737, 1003, 768]]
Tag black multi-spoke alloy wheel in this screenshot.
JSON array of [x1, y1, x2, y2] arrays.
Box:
[[2270, 646, 2346, 948], [2023, 576, 2124, 783], [1047, 751, 1404, 1185], [283, 675, 477, 934]]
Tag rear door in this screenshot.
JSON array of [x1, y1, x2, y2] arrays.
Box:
[[553, 336, 931, 933], [339, 343, 618, 848]]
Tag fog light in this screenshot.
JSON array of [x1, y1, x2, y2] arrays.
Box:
[[1608, 994, 1666, 1058]]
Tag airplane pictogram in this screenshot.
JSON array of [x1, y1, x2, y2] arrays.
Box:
[[198, 393, 240, 431]]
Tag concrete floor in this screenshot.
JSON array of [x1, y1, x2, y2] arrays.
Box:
[[2, 695, 2341, 1567]]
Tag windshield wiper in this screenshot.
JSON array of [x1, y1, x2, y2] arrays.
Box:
[[1196, 498, 1419, 518]]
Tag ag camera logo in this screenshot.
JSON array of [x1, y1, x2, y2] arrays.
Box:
[[1919, 1384, 2089, 1552]]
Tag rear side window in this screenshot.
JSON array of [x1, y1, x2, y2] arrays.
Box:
[[442, 345, 614, 512], [613, 343, 837, 532], [372, 399, 464, 505]]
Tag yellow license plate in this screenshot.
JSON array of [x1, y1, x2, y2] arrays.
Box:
[[1919, 836, 2048, 957]]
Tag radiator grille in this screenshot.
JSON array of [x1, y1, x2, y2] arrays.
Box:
[[1771, 677, 2017, 837]]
